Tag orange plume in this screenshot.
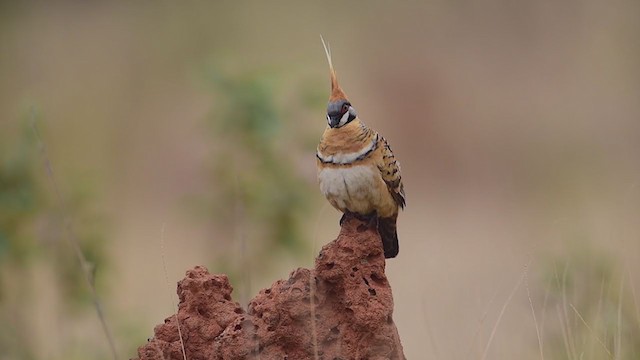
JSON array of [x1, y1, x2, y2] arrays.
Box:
[[320, 35, 349, 102]]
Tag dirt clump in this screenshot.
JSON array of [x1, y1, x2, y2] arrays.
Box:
[[134, 214, 405, 359]]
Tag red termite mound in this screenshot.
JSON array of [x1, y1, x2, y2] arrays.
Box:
[[134, 214, 406, 360]]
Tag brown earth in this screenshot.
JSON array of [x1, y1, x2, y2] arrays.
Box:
[[134, 214, 405, 360]]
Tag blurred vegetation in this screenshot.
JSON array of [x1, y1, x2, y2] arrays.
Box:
[[0, 1, 638, 358], [0, 112, 110, 359], [542, 243, 640, 359], [0, 117, 42, 360], [197, 68, 316, 285]]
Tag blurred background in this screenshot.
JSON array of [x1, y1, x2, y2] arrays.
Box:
[[1, 1, 639, 359]]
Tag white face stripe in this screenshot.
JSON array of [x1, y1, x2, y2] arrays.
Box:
[[337, 110, 351, 127], [317, 134, 378, 165], [327, 106, 356, 128]]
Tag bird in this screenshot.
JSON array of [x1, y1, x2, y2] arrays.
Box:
[[316, 37, 406, 259]]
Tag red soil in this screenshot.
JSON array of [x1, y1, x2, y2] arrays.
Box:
[[134, 215, 405, 360]]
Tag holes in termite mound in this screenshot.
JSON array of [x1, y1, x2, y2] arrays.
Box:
[[366, 253, 378, 262], [196, 306, 209, 317], [290, 287, 303, 296], [370, 272, 386, 285], [344, 308, 354, 316], [350, 266, 358, 278], [362, 276, 376, 296], [233, 317, 255, 332], [323, 325, 340, 346]]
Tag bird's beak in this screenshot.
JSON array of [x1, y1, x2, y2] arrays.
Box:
[[327, 114, 341, 128]]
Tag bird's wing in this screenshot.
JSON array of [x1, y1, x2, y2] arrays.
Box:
[[378, 136, 406, 209]]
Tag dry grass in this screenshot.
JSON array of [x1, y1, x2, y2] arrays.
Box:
[[160, 223, 187, 360], [480, 265, 526, 360]]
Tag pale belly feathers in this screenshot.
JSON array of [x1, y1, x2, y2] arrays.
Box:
[[318, 165, 393, 216]]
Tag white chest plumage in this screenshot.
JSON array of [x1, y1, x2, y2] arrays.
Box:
[[317, 134, 378, 165], [317, 165, 382, 215]]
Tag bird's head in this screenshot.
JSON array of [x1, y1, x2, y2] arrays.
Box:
[[321, 36, 357, 128]]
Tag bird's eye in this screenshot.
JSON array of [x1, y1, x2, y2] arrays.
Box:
[[342, 104, 350, 112]]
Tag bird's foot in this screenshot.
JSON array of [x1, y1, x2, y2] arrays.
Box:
[[366, 211, 379, 229], [351, 211, 378, 228], [339, 212, 348, 226], [340, 211, 378, 228]]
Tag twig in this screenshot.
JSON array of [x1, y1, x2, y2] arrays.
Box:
[[466, 282, 501, 359], [30, 113, 118, 360], [421, 296, 441, 360], [160, 223, 187, 360], [309, 203, 328, 360], [556, 305, 573, 360], [525, 261, 544, 360], [628, 269, 640, 332], [569, 303, 613, 359], [309, 269, 320, 360], [615, 275, 624, 360], [480, 262, 527, 360]]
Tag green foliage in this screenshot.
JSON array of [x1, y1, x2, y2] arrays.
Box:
[[47, 180, 110, 310], [201, 68, 315, 280], [0, 119, 41, 360], [0, 121, 41, 266], [0, 112, 110, 359]]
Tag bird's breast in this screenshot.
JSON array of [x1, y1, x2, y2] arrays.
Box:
[[318, 164, 386, 215]]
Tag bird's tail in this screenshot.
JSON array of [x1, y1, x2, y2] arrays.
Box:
[[379, 215, 399, 258]]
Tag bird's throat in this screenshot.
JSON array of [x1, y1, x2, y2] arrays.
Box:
[[317, 119, 377, 164]]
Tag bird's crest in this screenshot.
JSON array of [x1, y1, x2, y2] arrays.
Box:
[[320, 35, 348, 102]]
